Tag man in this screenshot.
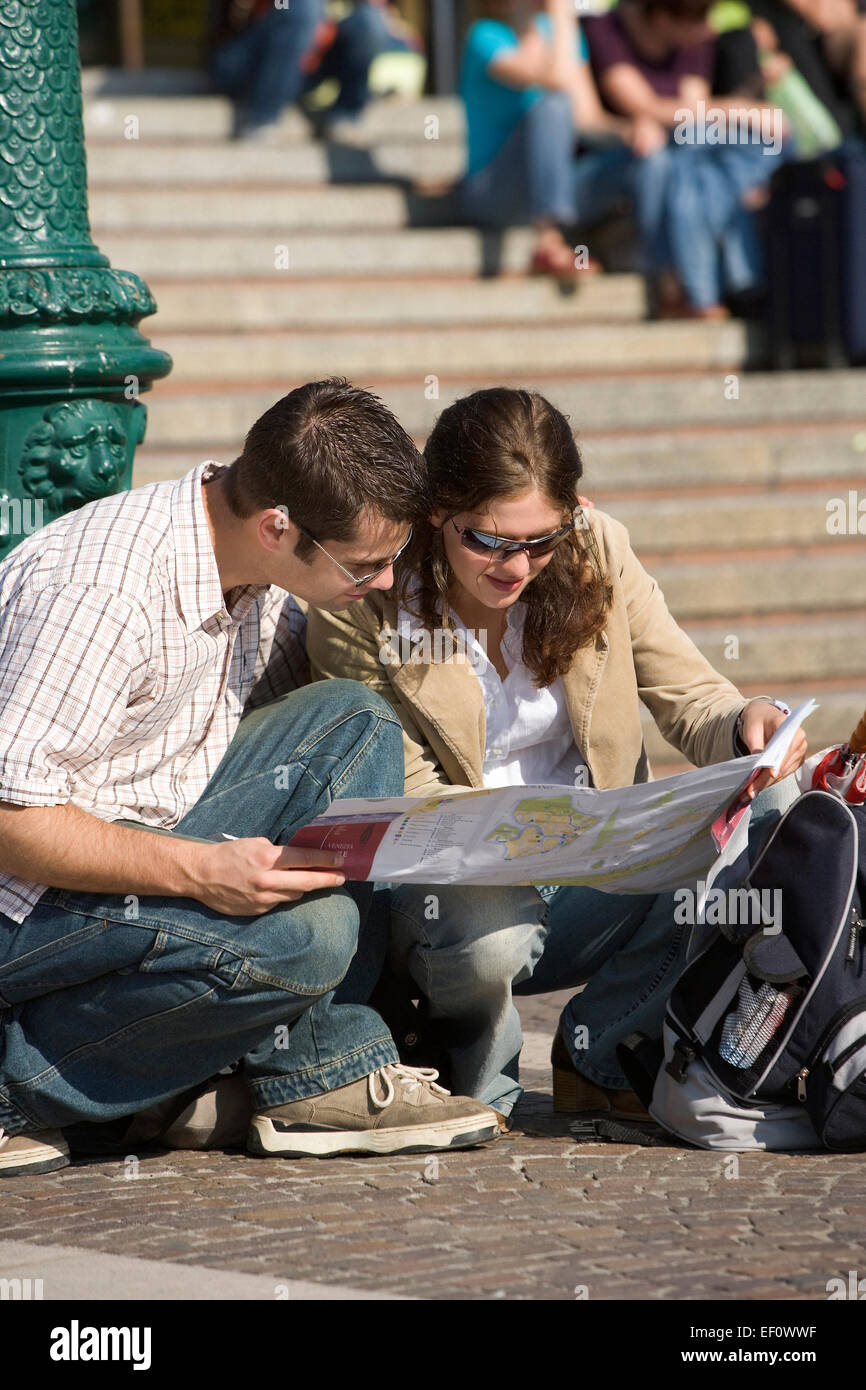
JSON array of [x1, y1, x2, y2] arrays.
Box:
[[210, 0, 415, 142], [0, 379, 500, 1178]]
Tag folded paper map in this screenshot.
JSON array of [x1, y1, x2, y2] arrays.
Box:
[[288, 702, 815, 894]]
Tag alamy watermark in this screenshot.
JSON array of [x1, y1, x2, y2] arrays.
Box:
[[378, 619, 488, 670], [827, 1269, 866, 1299], [1, 1276, 44, 1299], [674, 101, 784, 157], [49, 1322, 151, 1370], [826, 490, 866, 535], [0, 495, 44, 539], [674, 882, 782, 934]]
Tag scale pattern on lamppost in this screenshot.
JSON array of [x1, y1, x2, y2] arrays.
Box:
[[0, 0, 171, 559]]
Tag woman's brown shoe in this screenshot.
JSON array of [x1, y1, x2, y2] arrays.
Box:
[[550, 1029, 650, 1120]]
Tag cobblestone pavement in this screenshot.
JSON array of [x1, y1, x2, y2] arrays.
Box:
[[2, 990, 865, 1302]]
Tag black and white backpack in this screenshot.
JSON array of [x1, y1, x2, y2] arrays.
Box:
[[621, 791, 866, 1152]]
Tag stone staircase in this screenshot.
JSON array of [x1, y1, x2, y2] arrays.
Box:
[[82, 73, 866, 771]]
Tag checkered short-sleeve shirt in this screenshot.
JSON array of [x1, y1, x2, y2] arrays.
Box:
[[0, 461, 310, 923]]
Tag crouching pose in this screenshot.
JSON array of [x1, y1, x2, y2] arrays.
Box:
[[0, 380, 501, 1178], [307, 387, 807, 1122]]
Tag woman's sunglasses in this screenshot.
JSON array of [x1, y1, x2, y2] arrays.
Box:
[[451, 517, 575, 561]]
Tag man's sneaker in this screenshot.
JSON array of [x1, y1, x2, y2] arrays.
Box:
[[248, 1064, 501, 1158], [123, 1073, 252, 1151], [0, 1127, 70, 1177]]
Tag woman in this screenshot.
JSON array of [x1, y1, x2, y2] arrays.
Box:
[[306, 388, 806, 1123]]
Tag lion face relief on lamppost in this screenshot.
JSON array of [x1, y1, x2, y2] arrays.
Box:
[[18, 400, 145, 517]]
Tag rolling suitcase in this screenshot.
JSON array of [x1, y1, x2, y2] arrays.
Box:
[[766, 143, 866, 368]]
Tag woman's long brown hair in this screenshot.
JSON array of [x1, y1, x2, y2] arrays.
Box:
[[395, 388, 613, 688]]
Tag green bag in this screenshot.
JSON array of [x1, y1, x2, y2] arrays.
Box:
[[761, 57, 844, 158]]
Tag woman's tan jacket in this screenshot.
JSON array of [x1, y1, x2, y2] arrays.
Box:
[[306, 509, 751, 798]]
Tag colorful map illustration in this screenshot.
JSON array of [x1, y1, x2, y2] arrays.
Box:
[[485, 795, 602, 861]]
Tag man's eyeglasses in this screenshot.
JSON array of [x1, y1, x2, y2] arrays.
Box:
[[294, 521, 413, 588], [451, 518, 574, 561]]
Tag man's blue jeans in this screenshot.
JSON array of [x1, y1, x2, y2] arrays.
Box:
[[211, 0, 405, 131], [211, 0, 324, 130], [571, 140, 779, 306], [389, 781, 798, 1116], [311, 3, 411, 122], [0, 680, 403, 1137]]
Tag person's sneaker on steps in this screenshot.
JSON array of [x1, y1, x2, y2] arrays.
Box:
[[248, 1063, 501, 1158], [0, 1127, 70, 1178]]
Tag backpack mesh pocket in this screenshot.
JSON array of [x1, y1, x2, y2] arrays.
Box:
[[719, 977, 799, 1069]]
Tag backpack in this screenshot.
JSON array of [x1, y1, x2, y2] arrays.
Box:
[[620, 790, 866, 1152]]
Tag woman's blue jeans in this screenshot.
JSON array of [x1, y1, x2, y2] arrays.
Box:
[[460, 90, 782, 307], [389, 780, 799, 1116], [0, 680, 403, 1137]]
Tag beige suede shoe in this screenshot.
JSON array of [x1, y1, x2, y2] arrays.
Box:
[[248, 1064, 501, 1157], [0, 1127, 70, 1178]]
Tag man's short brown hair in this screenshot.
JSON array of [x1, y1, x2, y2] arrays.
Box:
[[223, 379, 429, 559]]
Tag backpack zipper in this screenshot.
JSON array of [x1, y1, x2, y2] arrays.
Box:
[[792, 993, 866, 1102], [829, 1030, 866, 1078], [847, 906, 865, 963]]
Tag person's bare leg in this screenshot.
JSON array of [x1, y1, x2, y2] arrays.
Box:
[[530, 221, 602, 281]]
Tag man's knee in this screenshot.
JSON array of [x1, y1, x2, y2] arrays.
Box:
[[338, 3, 390, 57], [242, 893, 360, 998], [306, 677, 393, 723]]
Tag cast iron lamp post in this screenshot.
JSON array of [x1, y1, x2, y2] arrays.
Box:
[[0, 0, 171, 559]]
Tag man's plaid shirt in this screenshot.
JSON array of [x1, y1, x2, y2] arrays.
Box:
[[0, 462, 310, 923]]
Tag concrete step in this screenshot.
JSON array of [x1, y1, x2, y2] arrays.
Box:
[[154, 319, 751, 380], [644, 690, 866, 771], [86, 140, 465, 186], [604, 491, 859, 553], [97, 227, 536, 277], [83, 67, 217, 97], [581, 425, 866, 494], [89, 184, 463, 232], [146, 274, 648, 329], [651, 552, 866, 620], [684, 615, 866, 685], [84, 93, 464, 145], [131, 424, 866, 493], [138, 371, 866, 446]]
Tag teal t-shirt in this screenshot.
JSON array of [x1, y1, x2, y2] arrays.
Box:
[[460, 16, 589, 177]]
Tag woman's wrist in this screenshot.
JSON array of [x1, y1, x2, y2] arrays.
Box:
[[734, 697, 791, 756]]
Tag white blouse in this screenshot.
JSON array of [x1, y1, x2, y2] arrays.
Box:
[[396, 598, 591, 790]]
